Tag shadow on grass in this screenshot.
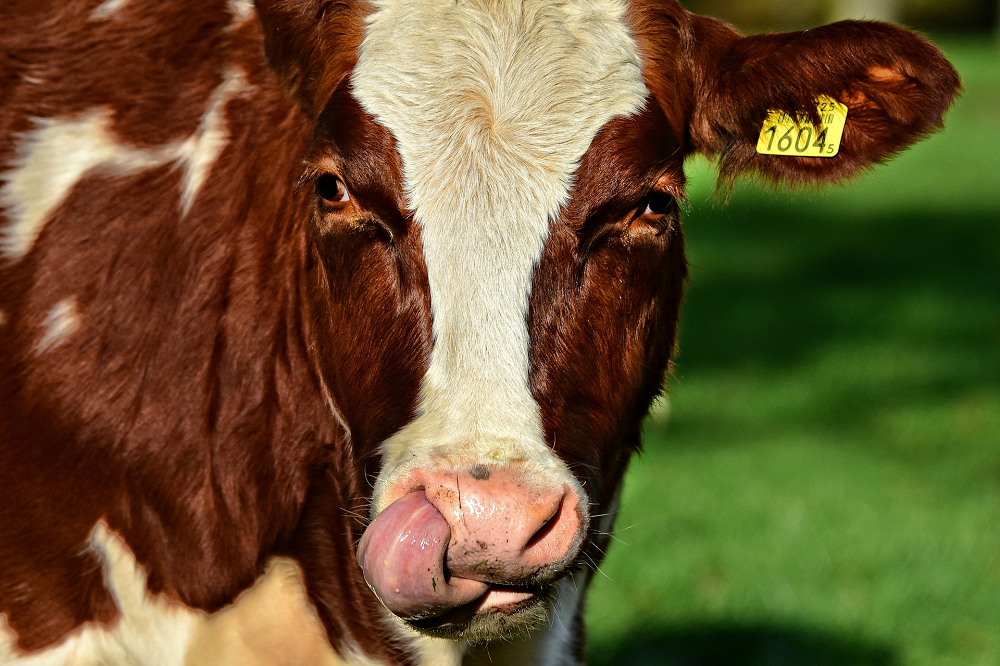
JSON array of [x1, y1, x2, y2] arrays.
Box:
[[589, 622, 898, 666], [650, 202, 1000, 447], [678, 204, 1000, 374]]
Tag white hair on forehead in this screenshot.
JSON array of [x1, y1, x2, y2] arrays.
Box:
[[351, 0, 648, 503]]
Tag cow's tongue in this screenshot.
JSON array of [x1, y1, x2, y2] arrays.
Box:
[[357, 491, 489, 620]]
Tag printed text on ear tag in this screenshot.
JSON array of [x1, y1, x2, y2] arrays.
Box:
[[757, 96, 849, 158]]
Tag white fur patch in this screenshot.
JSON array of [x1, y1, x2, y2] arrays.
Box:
[[0, 111, 159, 259], [91, 0, 131, 19], [352, 0, 647, 507], [36, 298, 79, 352], [0, 524, 200, 666], [228, 0, 254, 21], [405, 633, 465, 666], [174, 72, 244, 213], [0, 526, 385, 666], [0, 71, 244, 261]]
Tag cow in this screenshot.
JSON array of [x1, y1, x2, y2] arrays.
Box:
[[0, 0, 959, 664]]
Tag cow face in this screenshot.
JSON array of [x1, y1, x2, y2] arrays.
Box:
[[257, 0, 958, 645]]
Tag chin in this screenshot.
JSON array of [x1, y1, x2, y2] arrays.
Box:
[[405, 585, 556, 642]]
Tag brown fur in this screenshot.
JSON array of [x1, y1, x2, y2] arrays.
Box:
[[0, 0, 404, 656]]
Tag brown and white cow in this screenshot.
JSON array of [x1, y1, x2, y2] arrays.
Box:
[[0, 0, 958, 664]]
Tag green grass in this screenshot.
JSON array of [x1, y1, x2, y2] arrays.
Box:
[[584, 38, 1000, 666]]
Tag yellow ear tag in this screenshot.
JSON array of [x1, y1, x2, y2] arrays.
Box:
[[756, 96, 848, 158]]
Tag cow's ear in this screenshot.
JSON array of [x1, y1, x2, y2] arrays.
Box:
[[254, 0, 363, 117], [685, 17, 961, 185]]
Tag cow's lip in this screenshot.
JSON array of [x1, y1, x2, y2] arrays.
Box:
[[406, 584, 542, 631]]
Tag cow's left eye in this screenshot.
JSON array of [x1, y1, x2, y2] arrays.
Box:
[[643, 191, 675, 216], [316, 174, 350, 204]]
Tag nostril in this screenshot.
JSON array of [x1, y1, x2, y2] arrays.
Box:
[[520, 488, 581, 569], [523, 495, 563, 552]]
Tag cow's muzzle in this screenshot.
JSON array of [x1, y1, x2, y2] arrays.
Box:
[[356, 464, 586, 637]]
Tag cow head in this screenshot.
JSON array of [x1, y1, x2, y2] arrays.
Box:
[[256, 0, 958, 645]]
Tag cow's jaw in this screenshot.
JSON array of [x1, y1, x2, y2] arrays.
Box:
[[349, 0, 648, 639]]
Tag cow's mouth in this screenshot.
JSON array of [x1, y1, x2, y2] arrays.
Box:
[[358, 485, 583, 642], [406, 584, 553, 641]]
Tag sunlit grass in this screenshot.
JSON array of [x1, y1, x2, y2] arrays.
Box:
[[585, 38, 1000, 666]]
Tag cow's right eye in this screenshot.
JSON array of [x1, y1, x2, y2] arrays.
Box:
[[315, 174, 350, 204], [643, 191, 675, 216]]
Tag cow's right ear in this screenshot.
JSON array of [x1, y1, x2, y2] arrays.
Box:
[[683, 15, 961, 186], [254, 0, 363, 117]]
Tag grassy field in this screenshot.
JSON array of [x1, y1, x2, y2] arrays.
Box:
[[584, 38, 1000, 666]]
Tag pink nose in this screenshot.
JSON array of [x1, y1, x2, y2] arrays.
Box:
[[356, 466, 584, 620]]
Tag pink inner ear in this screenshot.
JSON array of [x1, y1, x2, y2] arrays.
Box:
[[843, 64, 920, 112], [867, 65, 910, 84]]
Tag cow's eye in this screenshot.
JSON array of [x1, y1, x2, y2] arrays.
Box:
[[316, 174, 350, 204], [643, 190, 675, 216]]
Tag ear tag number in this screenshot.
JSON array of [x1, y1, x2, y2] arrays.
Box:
[[757, 96, 849, 158]]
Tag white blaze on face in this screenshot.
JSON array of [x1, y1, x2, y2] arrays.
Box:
[[352, 0, 647, 502]]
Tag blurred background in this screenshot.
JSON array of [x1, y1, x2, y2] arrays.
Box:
[[584, 2, 1000, 665], [679, 0, 999, 31]]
